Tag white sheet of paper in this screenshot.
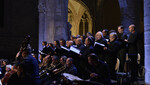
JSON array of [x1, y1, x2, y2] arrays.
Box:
[[94, 42, 105, 47], [61, 46, 70, 51], [70, 46, 80, 54]]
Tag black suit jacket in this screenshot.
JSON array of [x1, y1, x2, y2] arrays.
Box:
[[85, 61, 111, 85], [94, 38, 108, 61], [105, 40, 120, 63], [128, 32, 138, 54]]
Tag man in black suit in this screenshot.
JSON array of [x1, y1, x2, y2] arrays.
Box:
[[41, 41, 48, 57], [70, 38, 85, 77], [102, 29, 109, 39], [82, 37, 95, 60], [75, 38, 85, 53], [85, 53, 111, 85], [64, 58, 77, 75], [79, 37, 95, 78], [125, 24, 138, 82], [95, 31, 108, 61], [104, 32, 120, 80], [117, 26, 128, 72]]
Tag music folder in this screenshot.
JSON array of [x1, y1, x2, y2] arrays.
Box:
[[61, 46, 70, 52], [70, 46, 80, 55], [106, 39, 109, 42], [39, 50, 47, 55], [94, 42, 105, 48]]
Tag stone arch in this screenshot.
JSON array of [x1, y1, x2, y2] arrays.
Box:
[[68, 0, 92, 36]]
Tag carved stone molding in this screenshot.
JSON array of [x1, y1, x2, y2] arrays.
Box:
[[38, 0, 46, 13]]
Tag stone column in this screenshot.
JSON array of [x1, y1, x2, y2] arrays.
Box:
[[44, 0, 55, 43], [38, 0, 46, 50], [38, 0, 68, 50], [54, 0, 68, 40], [82, 18, 86, 35], [144, 0, 150, 84]]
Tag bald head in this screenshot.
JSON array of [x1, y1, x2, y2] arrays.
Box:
[[66, 40, 73, 47], [129, 24, 135, 32], [60, 56, 67, 65], [66, 58, 73, 67], [95, 31, 103, 41], [75, 38, 82, 45]]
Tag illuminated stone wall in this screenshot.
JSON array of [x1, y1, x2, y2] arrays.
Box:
[[38, 0, 69, 50], [144, 0, 150, 84]]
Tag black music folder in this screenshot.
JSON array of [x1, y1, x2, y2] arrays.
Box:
[[61, 46, 70, 52], [94, 42, 105, 49]]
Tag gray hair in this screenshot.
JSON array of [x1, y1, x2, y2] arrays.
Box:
[[97, 31, 104, 38], [110, 32, 118, 39]]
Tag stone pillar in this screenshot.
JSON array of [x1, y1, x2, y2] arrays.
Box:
[[54, 0, 68, 40], [38, 0, 68, 50], [118, 0, 140, 34], [38, 0, 46, 50], [82, 19, 86, 35], [144, 0, 150, 84]]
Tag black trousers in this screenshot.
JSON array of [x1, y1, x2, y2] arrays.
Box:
[[128, 54, 138, 81], [106, 57, 117, 80], [117, 48, 126, 72]]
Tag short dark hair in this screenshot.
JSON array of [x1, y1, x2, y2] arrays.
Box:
[[87, 32, 92, 36], [54, 40, 60, 47], [88, 53, 98, 61], [103, 29, 109, 34], [130, 24, 136, 30], [67, 57, 73, 63], [61, 56, 67, 62], [49, 43, 54, 48], [110, 32, 118, 40], [87, 37, 93, 45], [60, 39, 66, 45], [118, 25, 124, 29], [42, 41, 47, 45], [22, 48, 31, 55]]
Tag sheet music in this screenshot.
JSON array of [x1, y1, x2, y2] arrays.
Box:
[[106, 39, 109, 42], [62, 73, 83, 81], [39, 50, 47, 55], [94, 42, 105, 47], [61, 46, 70, 51], [70, 46, 80, 54]]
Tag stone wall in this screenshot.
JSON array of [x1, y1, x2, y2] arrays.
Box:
[[38, 0, 69, 50], [144, 0, 150, 84]]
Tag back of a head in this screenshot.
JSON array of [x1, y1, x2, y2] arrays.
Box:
[[109, 30, 116, 34], [87, 32, 92, 37], [88, 53, 98, 61], [22, 48, 31, 55], [66, 57, 73, 63], [61, 56, 67, 62]]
